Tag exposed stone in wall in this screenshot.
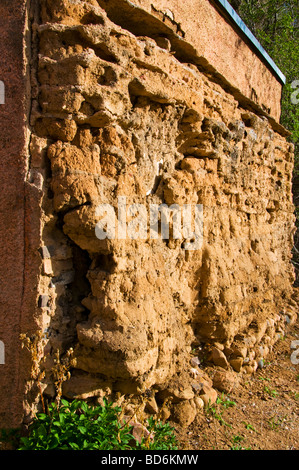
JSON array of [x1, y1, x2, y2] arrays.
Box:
[[20, 0, 297, 424]]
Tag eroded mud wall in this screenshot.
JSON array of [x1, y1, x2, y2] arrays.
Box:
[[1, 0, 297, 427]]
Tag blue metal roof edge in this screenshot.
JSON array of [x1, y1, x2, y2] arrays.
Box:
[[213, 0, 286, 84]]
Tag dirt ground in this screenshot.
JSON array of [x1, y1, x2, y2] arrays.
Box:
[[174, 317, 299, 451]]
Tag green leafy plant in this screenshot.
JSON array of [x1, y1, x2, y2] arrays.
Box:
[[258, 376, 271, 381], [216, 393, 237, 409], [267, 414, 288, 431], [18, 399, 178, 451], [143, 416, 179, 450], [230, 435, 251, 450], [205, 394, 236, 428], [242, 421, 257, 433], [263, 385, 279, 398]]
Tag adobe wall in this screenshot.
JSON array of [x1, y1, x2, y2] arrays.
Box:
[[0, 0, 34, 428], [96, 0, 284, 121], [0, 0, 297, 429]]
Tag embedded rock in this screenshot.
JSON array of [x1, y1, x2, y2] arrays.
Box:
[[212, 370, 239, 393], [172, 399, 197, 427], [210, 347, 230, 369]]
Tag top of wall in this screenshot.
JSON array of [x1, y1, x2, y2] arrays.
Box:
[[213, 0, 286, 85], [99, 0, 285, 123]]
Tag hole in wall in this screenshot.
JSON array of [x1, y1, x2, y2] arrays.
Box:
[[92, 253, 117, 274]]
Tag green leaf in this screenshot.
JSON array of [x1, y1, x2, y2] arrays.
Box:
[[79, 401, 88, 413], [60, 399, 70, 407], [77, 425, 87, 434], [69, 442, 80, 450], [37, 424, 47, 438]]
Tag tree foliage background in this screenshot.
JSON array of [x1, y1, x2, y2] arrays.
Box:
[[231, 0, 299, 281]]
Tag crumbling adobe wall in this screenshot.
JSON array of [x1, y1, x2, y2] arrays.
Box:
[[96, 0, 284, 121], [1, 0, 297, 428]]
